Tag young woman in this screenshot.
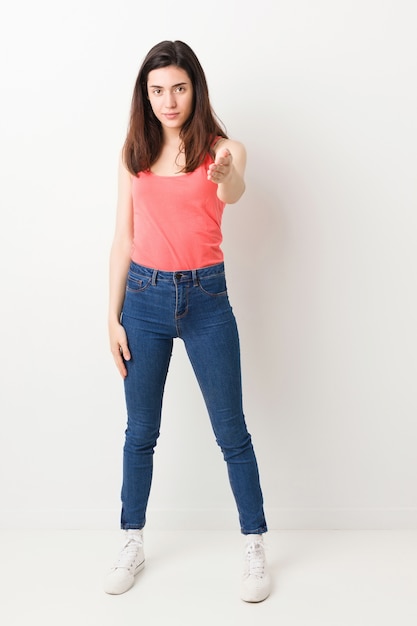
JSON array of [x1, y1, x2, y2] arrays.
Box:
[[104, 40, 271, 603]]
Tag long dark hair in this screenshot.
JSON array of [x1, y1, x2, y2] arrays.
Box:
[[123, 40, 227, 175]]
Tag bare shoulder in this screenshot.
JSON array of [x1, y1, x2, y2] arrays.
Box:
[[118, 150, 133, 181]]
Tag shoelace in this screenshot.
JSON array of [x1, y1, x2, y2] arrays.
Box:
[[245, 541, 266, 578], [114, 535, 143, 570]]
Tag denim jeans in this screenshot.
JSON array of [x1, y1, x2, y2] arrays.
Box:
[[120, 261, 267, 535]]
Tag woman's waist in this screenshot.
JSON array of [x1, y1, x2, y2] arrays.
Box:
[[128, 259, 225, 283]]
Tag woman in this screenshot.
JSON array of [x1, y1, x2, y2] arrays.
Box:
[[104, 40, 271, 603]]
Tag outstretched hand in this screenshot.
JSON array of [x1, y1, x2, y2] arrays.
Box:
[[207, 148, 232, 184]]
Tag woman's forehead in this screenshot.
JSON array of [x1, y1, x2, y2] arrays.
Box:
[[147, 66, 190, 87]]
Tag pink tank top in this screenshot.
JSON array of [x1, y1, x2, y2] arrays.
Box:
[[130, 153, 226, 271]]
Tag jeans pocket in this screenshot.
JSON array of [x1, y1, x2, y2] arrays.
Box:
[[126, 271, 152, 293], [198, 272, 228, 296]]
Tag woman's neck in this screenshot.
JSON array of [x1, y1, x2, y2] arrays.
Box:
[[151, 133, 186, 175], [162, 126, 182, 147]]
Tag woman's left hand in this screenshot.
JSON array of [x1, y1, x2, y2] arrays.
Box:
[[207, 148, 232, 184]]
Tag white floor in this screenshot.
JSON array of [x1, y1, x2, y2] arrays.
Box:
[[1, 529, 416, 626]]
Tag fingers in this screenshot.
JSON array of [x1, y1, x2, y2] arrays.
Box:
[[110, 326, 131, 378], [111, 345, 128, 378], [215, 147, 231, 164], [119, 341, 131, 362]]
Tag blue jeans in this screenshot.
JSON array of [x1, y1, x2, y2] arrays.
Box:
[[120, 261, 267, 535]]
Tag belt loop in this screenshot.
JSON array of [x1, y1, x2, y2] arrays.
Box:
[[151, 269, 158, 286], [192, 269, 198, 286]]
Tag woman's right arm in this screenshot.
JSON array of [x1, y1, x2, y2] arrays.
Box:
[[108, 154, 134, 378]]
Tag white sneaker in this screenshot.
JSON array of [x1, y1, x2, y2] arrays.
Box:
[[104, 530, 145, 595], [241, 534, 271, 602]]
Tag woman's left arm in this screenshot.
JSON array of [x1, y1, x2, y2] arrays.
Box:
[[207, 139, 246, 204]]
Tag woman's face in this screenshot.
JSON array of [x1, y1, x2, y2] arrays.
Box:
[[147, 65, 193, 132]]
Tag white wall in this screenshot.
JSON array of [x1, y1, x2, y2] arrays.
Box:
[[0, 0, 416, 530]]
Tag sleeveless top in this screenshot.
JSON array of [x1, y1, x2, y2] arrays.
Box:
[[130, 152, 226, 271]]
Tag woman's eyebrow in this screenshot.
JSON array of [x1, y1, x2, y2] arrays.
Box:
[[148, 81, 188, 89]]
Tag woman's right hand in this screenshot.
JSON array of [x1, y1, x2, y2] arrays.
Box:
[[109, 321, 131, 378]]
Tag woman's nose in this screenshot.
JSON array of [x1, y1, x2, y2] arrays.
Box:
[[164, 91, 176, 108]]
